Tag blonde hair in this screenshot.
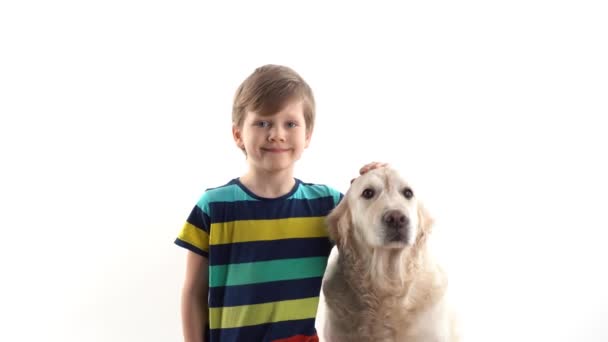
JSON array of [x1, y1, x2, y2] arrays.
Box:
[[232, 64, 315, 133]]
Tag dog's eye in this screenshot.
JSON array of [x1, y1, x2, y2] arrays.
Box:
[[361, 188, 375, 199], [403, 188, 414, 199]]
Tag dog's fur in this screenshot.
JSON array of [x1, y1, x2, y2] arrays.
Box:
[[319, 167, 459, 342]]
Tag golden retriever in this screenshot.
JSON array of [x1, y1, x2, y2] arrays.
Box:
[[318, 167, 460, 342]]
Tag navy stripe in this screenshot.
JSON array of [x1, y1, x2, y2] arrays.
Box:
[[187, 205, 211, 233], [208, 197, 335, 223], [209, 277, 323, 308], [174, 239, 209, 258], [210, 318, 317, 342], [208, 237, 332, 266]]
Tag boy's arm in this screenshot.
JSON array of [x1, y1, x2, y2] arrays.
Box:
[[181, 251, 209, 342]]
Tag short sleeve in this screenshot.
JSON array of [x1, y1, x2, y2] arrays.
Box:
[[174, 192, 212, 258], [327, 186, 344, 208]]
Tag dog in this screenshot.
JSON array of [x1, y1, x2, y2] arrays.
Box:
[[318, 167, 460, 342]]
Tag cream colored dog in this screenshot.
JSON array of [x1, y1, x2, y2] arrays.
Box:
[[319, 167, 460, 342]]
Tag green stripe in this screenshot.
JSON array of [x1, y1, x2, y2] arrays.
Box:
[[332, 191, 343, 206], [209, 257, 328, 287], [198, 184, 257, 208], [290, 183, 339, 201], [200, 182, 340, 204]]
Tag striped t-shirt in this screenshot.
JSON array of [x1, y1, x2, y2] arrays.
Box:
[[175, 178, 342, 342]]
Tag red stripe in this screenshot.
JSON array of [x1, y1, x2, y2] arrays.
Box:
[[272, 334, 319, 342]]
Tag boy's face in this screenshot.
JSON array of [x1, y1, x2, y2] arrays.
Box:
[[232, 100, 311, 174]]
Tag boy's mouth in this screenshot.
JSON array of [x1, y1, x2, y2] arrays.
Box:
[[262, 148, 290, 153]]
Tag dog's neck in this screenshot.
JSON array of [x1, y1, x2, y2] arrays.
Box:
[[335, 226, 446, 310], [339, 242, 425, 295]]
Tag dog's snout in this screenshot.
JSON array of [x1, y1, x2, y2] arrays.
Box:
[[383, 210, 408, 229]]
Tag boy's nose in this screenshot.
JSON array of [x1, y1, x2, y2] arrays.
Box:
[[268, 127, 286, 142]]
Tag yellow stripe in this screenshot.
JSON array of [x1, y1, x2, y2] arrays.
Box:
[[178, 222, 210, 252], [210, 217, 328, 245], [209, 297, 319, 329]]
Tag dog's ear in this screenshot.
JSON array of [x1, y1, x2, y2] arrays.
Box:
[[326, 198, 352, 250], [415, 201, 434, 245]]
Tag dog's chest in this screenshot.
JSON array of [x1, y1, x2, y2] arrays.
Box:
[[325, 278, 450, 342], [326, 287, 412, 341]]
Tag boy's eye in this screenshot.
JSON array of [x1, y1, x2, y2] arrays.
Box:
[[255, 121, 270, 128], [287, 122, 298, 128]]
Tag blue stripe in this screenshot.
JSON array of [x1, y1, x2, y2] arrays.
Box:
[[210, 318, 317, 342], [174, 239, 209, 258], [209, 277, 323, 307], [186, 205, 211, 232], [208, 197, 336, 223], [208, 237, 332, 266]]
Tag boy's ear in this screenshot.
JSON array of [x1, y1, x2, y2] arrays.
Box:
[[232, 124, 244, 149], [304, 129, 312, 148]]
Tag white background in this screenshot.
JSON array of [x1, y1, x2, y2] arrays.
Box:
[[1, 0, 607, 341]]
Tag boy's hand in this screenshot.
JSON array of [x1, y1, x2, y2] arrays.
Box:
[[359, 162, 389, 175], [351, 162, 389, 184]]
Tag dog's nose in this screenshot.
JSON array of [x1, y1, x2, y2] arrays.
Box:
[[383, 210, 408, 229]]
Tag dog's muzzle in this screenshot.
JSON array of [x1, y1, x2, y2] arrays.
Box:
[[382, 210, 410, 243]]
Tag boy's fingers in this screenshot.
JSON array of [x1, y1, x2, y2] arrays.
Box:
[[352, 162, 390, 185], [359, 162, 377, 174], [359, 162, 389, 175]]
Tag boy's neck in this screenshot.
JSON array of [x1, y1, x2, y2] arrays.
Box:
[[239, 168, 296, 198]]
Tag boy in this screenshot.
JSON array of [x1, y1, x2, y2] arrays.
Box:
[[174, 64, 385, 342]]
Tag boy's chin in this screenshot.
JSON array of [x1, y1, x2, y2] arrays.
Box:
[[249, 159, 294, 172], [248, 153, 304, 172], [264, 163, 295, 172]]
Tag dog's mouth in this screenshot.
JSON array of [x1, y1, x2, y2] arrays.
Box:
[[384, 229, 409, 245]]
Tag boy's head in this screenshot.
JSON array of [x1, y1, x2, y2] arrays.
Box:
[[231, 65, 316, 174], [232, 64, 316, 135], [231, 65, 316, 168]]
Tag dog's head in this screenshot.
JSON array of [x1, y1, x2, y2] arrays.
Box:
[[327, 167, 432, 252]]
